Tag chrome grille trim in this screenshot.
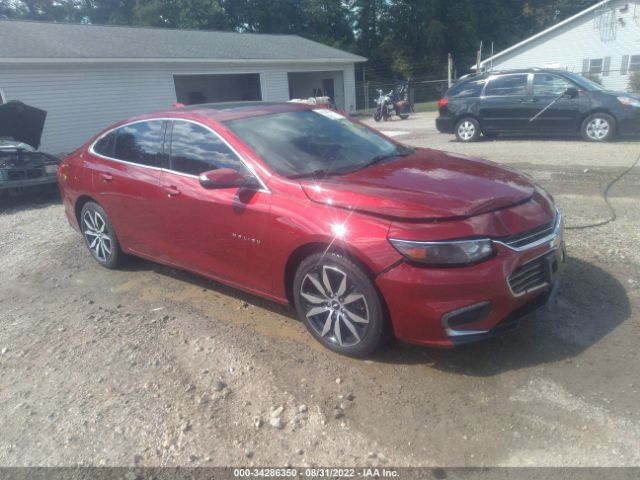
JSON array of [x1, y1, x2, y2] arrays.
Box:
[[493, 209, 562, 252]]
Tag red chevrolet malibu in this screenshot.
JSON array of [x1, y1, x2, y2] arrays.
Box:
[[58, 102, 565, 357]]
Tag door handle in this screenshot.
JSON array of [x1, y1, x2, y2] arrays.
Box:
[[99, 173, 113, 182], [164, 185, 181, 197]]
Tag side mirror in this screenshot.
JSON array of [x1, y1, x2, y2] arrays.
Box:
[[565, 87, 579, 98], [199, 168, 248, 189]]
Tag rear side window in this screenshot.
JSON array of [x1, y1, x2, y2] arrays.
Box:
[[113, 120, 165, 167], [168, 120, 245, 176], [93, 131, 116, 157], [447, 78, 486, 98], [485, 74, 529, 97]]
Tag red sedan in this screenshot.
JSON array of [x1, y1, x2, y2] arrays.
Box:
[[58, 102, 565, 357]]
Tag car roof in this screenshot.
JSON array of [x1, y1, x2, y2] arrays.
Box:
[[459, 68, 574, 82]]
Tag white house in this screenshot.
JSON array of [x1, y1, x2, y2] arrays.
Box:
[[0, 20, 365, 153], [479, 0, 640, 92]]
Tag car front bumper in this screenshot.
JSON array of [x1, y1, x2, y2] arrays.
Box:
[[0, 173, 58, 191], [616, 106, 640, 135], [376, 215, 566, 348]]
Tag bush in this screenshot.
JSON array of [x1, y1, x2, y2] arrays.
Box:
[[629, 71, 640, 93], [583, 73, 602, 85]]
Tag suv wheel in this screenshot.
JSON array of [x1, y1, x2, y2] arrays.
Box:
[[293, 252, 387, 357], [80, 201, 122, 269], [455, 117, 481, 142], [581, 113, 615, 142]]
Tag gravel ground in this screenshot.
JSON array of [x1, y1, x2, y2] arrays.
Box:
[[0, 112, 639, 467]]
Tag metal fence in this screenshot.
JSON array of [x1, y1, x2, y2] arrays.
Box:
[[355, 79, 449, 113]]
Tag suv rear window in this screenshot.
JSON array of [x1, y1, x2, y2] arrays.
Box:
[[485, 74, 529, 96], [447, 78, 486, 98]]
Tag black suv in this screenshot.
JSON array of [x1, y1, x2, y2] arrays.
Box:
[[436, 69, 640, 142]]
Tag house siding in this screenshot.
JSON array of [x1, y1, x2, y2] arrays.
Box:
[[485, 0, 640, 92], [0, 61, 358, 154]]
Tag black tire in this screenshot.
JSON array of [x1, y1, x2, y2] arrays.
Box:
[[293, 251, 387, 357], [80, 201, 123, 269], [581, 113, 616, 142], [454, 117, 481, 142], [399, 113, 410, 120], [373, 110, 382, 122]]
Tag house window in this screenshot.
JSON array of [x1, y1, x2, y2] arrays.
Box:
[[629, 55, 640, 72], [589, 58, 603, 74]]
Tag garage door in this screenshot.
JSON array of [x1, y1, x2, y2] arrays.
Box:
[[173, 74, 262, 105]]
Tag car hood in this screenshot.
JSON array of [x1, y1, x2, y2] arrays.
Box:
[[300, 148, 535, 220], [0, 101, 47, 150]]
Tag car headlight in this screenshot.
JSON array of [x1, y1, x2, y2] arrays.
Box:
[[617, 96, 640, 107], [389, 238, 495, 266]]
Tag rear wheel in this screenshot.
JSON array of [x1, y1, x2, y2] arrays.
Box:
[[399, 113, 410, 120], [455, 117, 481, 142], [80, 201, 122, 269], [581, 113, 615, 142], [293, 252, 387, 357]]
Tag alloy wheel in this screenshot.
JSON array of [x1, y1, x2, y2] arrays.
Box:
[[586, 117, 610, 141], [457, 120, 476, 140], [83, 209, 112, 262], [299, 265, 370, 347]]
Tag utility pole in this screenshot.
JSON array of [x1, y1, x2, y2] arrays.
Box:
[[476, 40, 483, 74], [447, 53, 452, 87], [363, 66, 368, 112]]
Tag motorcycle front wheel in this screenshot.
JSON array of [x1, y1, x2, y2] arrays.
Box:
[[374, 110, 382, 122]]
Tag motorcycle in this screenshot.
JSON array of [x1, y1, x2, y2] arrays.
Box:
[[373, 83, 411, 122]]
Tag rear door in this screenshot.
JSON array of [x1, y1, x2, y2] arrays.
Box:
[[90, 120, 168, 256], [530, 73, 583, 132], [158, 119, 272, 293], [479, 73, 533, 132]]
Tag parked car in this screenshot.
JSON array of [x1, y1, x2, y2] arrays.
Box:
[[58, 102, 565, 357], [0, 100, 60, 195], [436, 68, 640, 142]]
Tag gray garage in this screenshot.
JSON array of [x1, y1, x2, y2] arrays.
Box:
[[0, 20, 365, 153]]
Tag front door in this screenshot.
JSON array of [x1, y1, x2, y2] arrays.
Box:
[[479, 73, 534, 132], [159, 119, 272, 294], [529, 73, 583, 132]]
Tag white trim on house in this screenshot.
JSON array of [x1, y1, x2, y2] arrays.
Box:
[[478, 0, 610, 68]]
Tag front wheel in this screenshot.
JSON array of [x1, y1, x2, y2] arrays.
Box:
[[80, 201, 123, 269], [373, 110, 382, 122], [581, 113, 616, 142], [455, 117, 481, 142], [293, 252, 387, 357]]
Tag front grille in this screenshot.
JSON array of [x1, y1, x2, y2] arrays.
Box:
[[498, 220, 555, 250], [508, 255, 550, 295]]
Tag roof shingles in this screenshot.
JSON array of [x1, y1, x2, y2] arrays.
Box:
[[0, 20, 365, 62]]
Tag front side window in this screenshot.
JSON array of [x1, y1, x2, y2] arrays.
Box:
[[533, 74, 572, 96], [484, 74, 529, 97], [169, 120, 244, 176], [225, 109, 411, 178], [113, 120, 165, 167]]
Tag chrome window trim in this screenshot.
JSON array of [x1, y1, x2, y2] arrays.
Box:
[[88, 117, 271, 194], [493, 209, 562, 252]]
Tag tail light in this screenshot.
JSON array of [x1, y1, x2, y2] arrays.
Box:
[[438, 98, 449, 108], [58, 160, 69, 181]]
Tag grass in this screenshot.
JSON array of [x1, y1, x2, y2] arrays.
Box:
[[412, 100, 439, 112]]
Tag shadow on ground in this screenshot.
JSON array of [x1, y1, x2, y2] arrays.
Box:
[[120, 253, 630, 377], [0, 189, 60, 213], [371, 256, 631, 375]]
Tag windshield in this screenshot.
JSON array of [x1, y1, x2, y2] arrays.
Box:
[[563, 72, 607, 91], [224, 109, 412, 178]]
